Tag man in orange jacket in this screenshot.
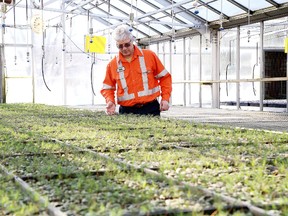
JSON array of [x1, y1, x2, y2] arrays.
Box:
[[101, 24, 172, 116]]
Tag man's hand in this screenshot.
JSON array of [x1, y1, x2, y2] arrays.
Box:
[[160, 100, 169, 111], [106, 101, 116, 115]]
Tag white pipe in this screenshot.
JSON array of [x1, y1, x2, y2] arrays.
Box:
[[199, 34, 202, 108], [188, 37, 191, 105], [61, 0, 66, 105], [183, 38, 186, 106], [169, 40, 173, 105], [172, 77, 288, 84], [260, 21, 264, 111], [236, 26, 240, 110]]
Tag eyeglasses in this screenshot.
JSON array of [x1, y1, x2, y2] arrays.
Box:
[[116, 41, 131, 49]]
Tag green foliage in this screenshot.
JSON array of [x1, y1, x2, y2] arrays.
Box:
[[0, 103, 287, 215]]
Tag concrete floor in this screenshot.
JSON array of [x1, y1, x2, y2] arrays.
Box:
[[70, 105, 288, 133], [161, 106, 288, 133]]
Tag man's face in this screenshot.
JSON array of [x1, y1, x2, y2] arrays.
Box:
[[116, 39, 134, 57]]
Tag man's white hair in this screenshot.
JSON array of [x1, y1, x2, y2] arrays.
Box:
[[112, 24, 134, 42]]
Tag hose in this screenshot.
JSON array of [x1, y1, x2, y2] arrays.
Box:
[[90, 61, 96, 96], [41, 54, 51, 92]]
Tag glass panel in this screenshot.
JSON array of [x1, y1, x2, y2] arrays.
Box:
[[208, 0, 246, 17], [134, 0, 160, 13], [234, 0, 272, 10], [144, 0, 168, 9], [100, 2, 130, 17], [192, 5, 221, 22]]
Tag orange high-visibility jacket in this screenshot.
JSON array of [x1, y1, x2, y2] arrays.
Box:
[[101, 45, 172, 107]]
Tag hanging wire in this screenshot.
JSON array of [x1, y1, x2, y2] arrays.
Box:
[[219, 0, 224, 31], [13, 0, 17, 65], [205, 3, 209, 50], [252, 42, 258, 96], [135, 0, 138, 39], [193, 0, 199, 15], [171, 0, 177, 54], [107, 0, 111, 54], [69, 17, 73, 62], [40, 0, 51, 91], [247, 0, 251, 42], [171, 0, 175, 42], [129, 0, 134, 33], [90, 53, 96, 96], [225, 40, 232, 96], [25, 0, 29, 62]]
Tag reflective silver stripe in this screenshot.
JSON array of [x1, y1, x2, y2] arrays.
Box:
[[138, 48, 160, 97], [155, 69, 168, 79], [138, 55, 149, 96], [116, 56, 135, 102], [117, 61, 127, 89], [116, 47, 160, 102], [138, 86, 160, 97], [102, 83, 115, 90], [118, 94, 135, 102]]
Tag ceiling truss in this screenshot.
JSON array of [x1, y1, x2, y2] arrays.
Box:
[[10, 0, 288, 45]]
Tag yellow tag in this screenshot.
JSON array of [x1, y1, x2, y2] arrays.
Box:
[[285, 38, 288, 53], [85, 35, 106, 53]]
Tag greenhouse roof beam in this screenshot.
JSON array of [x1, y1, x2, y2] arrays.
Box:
[[198, 0, 229, 20], [69, 0, 95, 12], [95, 0, 163, 37], [43, 0, 58, 7], [137, 28, 200, 46], [118, 0, 172, 31], [141, 0, 188, 25], [265, 0, 280, 8], [209, 3, 288, 29], [15, 3, 129, 21], [137, 0, 205, 26]]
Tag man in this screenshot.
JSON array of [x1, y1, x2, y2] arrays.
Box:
[[101, 24, 172, 116]]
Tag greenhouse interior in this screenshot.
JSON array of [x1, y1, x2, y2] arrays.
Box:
[[1, 0, 288, 215]]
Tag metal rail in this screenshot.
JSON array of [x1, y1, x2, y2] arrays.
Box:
[[173, 76, 288, 84]]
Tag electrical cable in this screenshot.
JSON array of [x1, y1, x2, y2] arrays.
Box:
[[69, 17, 72, 62], [40, 0, 51, 91], [252, 42, 258, 96], [25, 0, 29, 62], [225, 40, 232, 96], [41, 50, 51, 91], [90, 53, 96, 96], [107, 0, 111, 55], [247, 0, 251, 42], [13, 0, 17, 65], [219, 0, 224, 30], [171, 0, 175, 42]]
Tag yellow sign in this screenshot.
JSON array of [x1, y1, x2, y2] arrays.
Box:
[[85, 35, 106, 53], [285, 37, 288, 53]]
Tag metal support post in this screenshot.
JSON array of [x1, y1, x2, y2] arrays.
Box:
[[260, 21, 264, 111], [211, 30, 220, 108], [236, 26, 240, 110], [183, 38, 186, 106], [0, 46, 4, 103]]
